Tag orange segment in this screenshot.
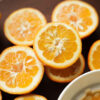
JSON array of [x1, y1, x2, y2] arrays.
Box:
[[0, 70, 10, 81], [83, 17, 93, 26], [6, 76, 17, 88], [4, 8, 47, 46], [46, 54, 85, 83], [79, 7, 91, 18], [5, 52, 16, 63], [0, 91, 2, 100], [25, 56, 36, 66], [26, 66, 39, 76], [0, 60, 11, 70], [88, 40, 100, 70], [0, 46, 44, 94], [16, 72, 33, 88], [34, 23, 82, 69], [14, 94, 47, 100], [52, 1, 99, 38]]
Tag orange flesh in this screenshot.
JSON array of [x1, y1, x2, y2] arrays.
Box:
[[8, 10, 43, 42], [82, 91, 100, 100], [23, 96, 35, 100], [92, 45, 100, 69], [38, 25, 77, 63], [48, 57, 81, 77], [56, 4, 93, 33], [0, 51, 39, 88]]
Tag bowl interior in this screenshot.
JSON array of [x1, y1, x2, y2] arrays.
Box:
[[58, 70, 100, 100]]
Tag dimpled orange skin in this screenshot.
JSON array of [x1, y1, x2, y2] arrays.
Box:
[[51, 1, 99, 39], [88, 40, 100, 70], [0, 46, 44, 95]]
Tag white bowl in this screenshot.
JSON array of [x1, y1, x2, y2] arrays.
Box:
[[58, 70, 100, 100]]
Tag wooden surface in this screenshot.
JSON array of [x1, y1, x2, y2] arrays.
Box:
[[0, 0, 100, 100]]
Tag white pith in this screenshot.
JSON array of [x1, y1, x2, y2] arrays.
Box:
[[34, 23, 81, 68], [45, 37, 67, 57], [52, 1, 98, 38], [0, 46, 44, 94], [17, 21, 32, 37]]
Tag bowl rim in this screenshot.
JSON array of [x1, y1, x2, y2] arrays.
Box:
[[58, 70, 100, 100]]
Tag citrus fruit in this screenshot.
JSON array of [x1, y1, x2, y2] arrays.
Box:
[[88, 40, 100, 70], [46, 54, 85, 83], [14, 94, 47, 100], [0, 46, 44, 94], [81, 89, 100, 100], [4, 8, 47, 46], [34, 22, 82, 69], [0, 91, 2, 100], [52, 1, 99, 38]]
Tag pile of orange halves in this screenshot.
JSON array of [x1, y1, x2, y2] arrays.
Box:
[[0, 0, 100, 100]]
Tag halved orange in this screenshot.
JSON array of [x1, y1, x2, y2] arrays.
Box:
[[0, 91, 2, 100], [46, 54, 85, 83], [52, 1, 99, 38], [4, 8, 47, 46], [0, 46, 44, 94], [14, 94, 47, 100], [88, 40, 100, 70], [34, 23, 82, 69]]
